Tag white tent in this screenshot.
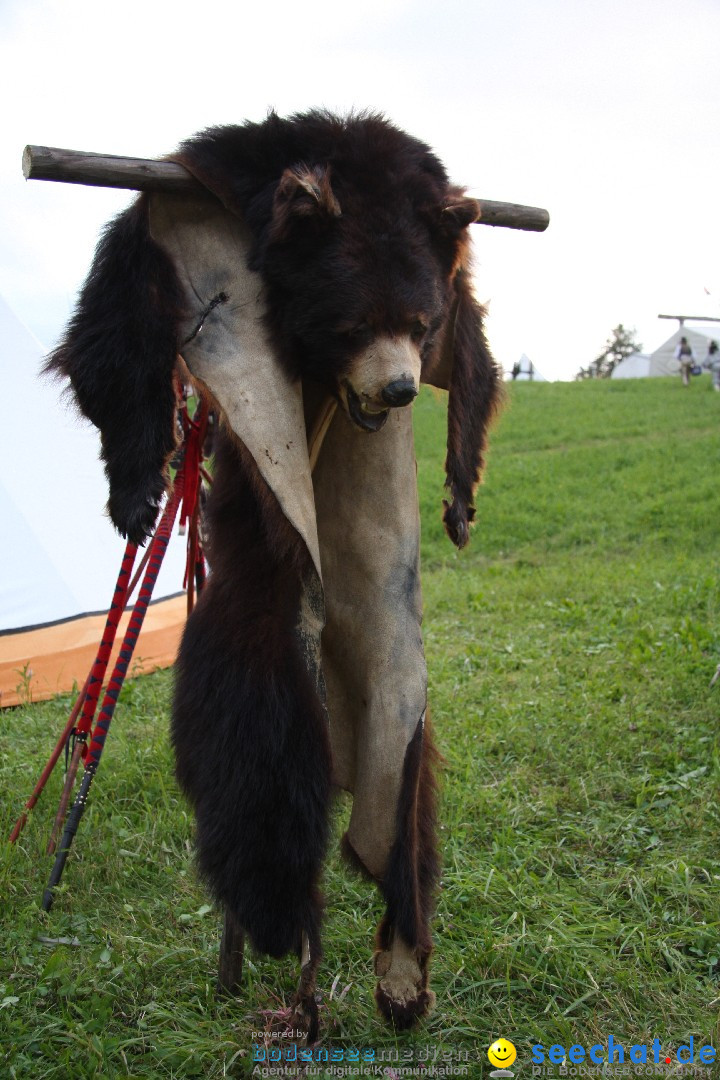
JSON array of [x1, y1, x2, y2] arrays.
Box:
[[0, 295, 188, 706], [507, 353, 548, 382], [648, 326, 718, 377], [611, 353, 651, 379]]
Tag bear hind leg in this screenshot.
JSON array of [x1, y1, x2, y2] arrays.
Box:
[[374, 715, 440, 1028]]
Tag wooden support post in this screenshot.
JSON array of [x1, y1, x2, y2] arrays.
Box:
[[217, 908, 245, 995], [22, 144, 550, 233]]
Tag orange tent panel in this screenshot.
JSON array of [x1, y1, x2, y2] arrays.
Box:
[[0, 595, 186, 708]]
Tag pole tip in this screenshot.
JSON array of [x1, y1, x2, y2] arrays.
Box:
[[22, 145, 33, 180]]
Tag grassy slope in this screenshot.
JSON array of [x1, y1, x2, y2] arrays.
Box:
[[1, 376, 719, 1077]]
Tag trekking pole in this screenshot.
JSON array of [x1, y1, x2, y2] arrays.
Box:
[[41, 471, 185, 910], [45, 542, 155, 854], [8, 543, 138, 844], [8, 677, 89, 845]]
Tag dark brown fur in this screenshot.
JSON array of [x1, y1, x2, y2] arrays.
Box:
[[172, 428, 331, 958], [443, 267, 502, 547], [46, 197, 185, 544]]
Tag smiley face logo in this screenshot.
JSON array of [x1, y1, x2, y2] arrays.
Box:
[[488, 1039, 517, 1070]]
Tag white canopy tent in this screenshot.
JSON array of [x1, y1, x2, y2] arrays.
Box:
[[611, 327, 719, 379], [0, 294, 188, 706], [648, 326, 718, 377], [507, 353, 549, 382]]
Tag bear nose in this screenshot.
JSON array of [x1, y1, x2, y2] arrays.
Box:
[[381, 379, 418, 407]]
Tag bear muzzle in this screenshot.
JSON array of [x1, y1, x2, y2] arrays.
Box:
[[340, 334, 421, 433]]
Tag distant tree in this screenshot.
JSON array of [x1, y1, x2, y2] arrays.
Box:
[[576, 324, 643, 380]]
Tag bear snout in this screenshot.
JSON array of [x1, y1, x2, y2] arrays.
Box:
[[381, 378, 418, 408]]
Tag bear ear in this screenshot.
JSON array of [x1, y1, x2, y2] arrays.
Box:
[[270, 164, 342, 241]]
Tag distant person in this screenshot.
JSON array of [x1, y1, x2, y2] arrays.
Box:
[[674, 336, 694, 386], [703, 340, 720, 391], [511, 360, 521, 381]]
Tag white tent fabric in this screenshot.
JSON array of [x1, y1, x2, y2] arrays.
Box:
[[507, 353, 549, 382], [0, 294, 188, 630], [648, 327, 718, 377], [0, 294, 188, 704], [611, 353, 651, 379]]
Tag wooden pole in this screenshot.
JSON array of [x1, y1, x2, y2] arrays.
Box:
[[474, 198, 549, 232], [217, 908, 245, 995], [22, 145, 207, 196], [22, 144, 550, 233], [7, 676, 89, 844], [658, 314, 720, 325], [46, 736, 85, 855]]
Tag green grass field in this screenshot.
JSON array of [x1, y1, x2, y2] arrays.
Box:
[[1, 375, 719, 1078]]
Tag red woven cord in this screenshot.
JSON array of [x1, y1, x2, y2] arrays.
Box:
[[179, 396, 209, 536], [186, 496, 200, 616], [181, 396, 210, 602], [75, 541, 138, 744], [84, 471, 184, 771]]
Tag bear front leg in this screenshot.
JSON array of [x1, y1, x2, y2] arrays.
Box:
[[374, 926, 435, 1029]]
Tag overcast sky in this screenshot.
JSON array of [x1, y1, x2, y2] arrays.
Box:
[[1, 0, 718, 380]]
